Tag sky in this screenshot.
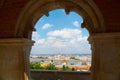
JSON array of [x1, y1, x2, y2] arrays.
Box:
[[31, 9, 91, 55]]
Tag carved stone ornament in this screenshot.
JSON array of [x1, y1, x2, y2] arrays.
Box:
[[15, 0, 105, 38]]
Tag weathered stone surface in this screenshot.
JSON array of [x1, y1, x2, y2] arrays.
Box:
[[0, 38, 34, 80], [89, 33, 120, 80]]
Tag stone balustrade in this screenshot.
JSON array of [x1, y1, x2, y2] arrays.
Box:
[[30, 70, 91, 80]]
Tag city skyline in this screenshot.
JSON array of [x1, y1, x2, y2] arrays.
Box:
[[30, 53, 91, 71]]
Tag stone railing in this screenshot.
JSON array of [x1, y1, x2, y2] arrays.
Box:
[[30, 70, 91, 80]]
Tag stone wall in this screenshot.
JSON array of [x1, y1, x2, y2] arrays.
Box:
[[0, 0, 28, 38], [31, 70, 91, 80]]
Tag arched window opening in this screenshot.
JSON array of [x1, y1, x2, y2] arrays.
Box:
[[30, 9, 91, 71]]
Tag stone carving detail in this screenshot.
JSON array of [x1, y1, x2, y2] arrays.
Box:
[[81, 21, 87, 28], [15, 0, 105, 38], [65, 8, 70, 15]]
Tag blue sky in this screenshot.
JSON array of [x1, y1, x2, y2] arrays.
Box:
[[31, 9, 91, 54]]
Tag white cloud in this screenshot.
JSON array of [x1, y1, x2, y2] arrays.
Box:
[[31, 28, 91, 54], [53, 41, 66, 48], [47, 28, 81, 39], [32, 32, 45, 44], [32, 32, 40, 41], [73, 21, 79, 27], [42, 23, 53, 30], [37, 39, 45, 44]]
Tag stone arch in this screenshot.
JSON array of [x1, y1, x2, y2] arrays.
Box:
[[15, 0, 105, 39]]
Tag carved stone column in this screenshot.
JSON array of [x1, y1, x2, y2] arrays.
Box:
[[89, 33, 120, 80], [0, 38, 34, 80]]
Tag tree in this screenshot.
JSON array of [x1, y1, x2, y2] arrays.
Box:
[[62, 65, 71, 71], [62, 65, 66, 71], [45, 63, 57, 70], [71, 68, 75, 71], [30, 62, 44, 69]]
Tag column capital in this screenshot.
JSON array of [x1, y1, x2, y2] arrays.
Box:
[[89, 32, 120, 43], [0, 38, 34, 80], [89, 32, 120, 80], [0, 38, 34, 46]]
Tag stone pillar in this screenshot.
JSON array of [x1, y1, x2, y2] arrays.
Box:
[[0, 38, 34, 80], [89, 33, 120, 80]]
